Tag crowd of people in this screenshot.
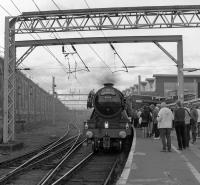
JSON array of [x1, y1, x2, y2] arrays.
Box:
[[131, 100, 200, 152], [132, 103, 161, 139]]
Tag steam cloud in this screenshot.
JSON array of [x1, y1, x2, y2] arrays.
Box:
[[97, 71, 119, 87]]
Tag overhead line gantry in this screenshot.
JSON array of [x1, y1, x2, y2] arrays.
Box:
[[13, 5, 200, 33], [4, 5, 200, 143]]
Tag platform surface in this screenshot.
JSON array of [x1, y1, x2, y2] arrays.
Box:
[[117, 128, 200, 185]]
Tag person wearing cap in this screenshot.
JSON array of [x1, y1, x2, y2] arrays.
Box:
[[157, 102, 174, 152]]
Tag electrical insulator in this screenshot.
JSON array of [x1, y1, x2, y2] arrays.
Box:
[[62, 45, 65, 53]]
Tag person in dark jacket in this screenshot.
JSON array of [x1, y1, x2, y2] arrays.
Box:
[[184, 104, 191, 147], [140, 105, 152, 138], [151, 104, 160, 139], [174, 100, 186, 150]]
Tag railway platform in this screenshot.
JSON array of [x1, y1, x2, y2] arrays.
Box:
[[117, 128, 200, 185]]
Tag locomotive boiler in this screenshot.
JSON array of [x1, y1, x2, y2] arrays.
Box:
[[84, 83, 132, 151]]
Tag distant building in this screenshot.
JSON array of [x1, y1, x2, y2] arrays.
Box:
[[153, 74, 200, 98], [131, 74, 200, 99], [145, 78, 155, 91], [140, 81, 147, 91]]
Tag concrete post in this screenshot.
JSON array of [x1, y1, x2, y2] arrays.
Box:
[[138, 75, 141, 95], [194, 79, 198, 99]]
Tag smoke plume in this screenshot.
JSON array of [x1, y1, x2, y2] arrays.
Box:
[[97, 71, 119, 87]]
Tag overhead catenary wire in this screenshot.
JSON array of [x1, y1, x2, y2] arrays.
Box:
[[83, 0, 129, 73], [50, 0, 112, 73], [10, 0, 22, 14], [0, 35, 50, 86], [31, 0, 41, 12], [0, 4, 12, 16], [109, 43, 128, 73], [31, 0, 87, 78], [71, 45, 90, 72], [11, 0, 66, 72], [51, 0, 60, 10], [10, 0, 77, 78], [62, 45, 89, 75], [8, 0, 82, 86]]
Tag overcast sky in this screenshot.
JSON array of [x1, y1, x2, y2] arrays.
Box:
[[0, 0, 200, 95]]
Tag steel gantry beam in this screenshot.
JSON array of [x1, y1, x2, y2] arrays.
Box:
[[16, 46, 36, 67], [15, 35, 182, 47], [5, 5, 199, 143], [13, 5, 200, 33]]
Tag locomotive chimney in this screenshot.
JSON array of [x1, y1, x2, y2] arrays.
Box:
[[104, 83, 114, 87]]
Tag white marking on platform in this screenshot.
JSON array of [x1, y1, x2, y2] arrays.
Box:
[[127, 177, 179, 185], [164, 171, 182, 185], [172, 144, 200, 183], [134, 152, 146, 156], [131, 162, 137, 170], [116, 127, 136, 185], [190, 143, 200, 159]]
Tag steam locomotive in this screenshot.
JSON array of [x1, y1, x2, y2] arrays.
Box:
[[84, 83, 133, 152]]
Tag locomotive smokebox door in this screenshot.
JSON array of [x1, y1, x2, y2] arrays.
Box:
[[103, 135, 110, 149]]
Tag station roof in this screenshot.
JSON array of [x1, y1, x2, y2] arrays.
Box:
[[153, 74, 200, 78], [140, 81, 147, 85], [145, 78, 155, 82]]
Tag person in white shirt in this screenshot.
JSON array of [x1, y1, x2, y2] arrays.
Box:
[[196, 106, 200, 138], [157, 102, 174, 152]]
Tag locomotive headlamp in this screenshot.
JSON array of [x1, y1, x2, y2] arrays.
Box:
[[119, 131, 126, 138], [126, 123, 129, 130], [86, 131, 93, 138], [84, 122, 88, 129], [104, 121, 109, 129]]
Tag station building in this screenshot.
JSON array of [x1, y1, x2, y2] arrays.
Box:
[[132, 74, 200, 100]]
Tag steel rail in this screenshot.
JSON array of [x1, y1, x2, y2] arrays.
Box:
[[0, 141, 54, 168], [25, 137, 80, 169], [51, 152, 94, 185], [37, 135, 86, 185], [0, 134, 79, 183], [103, 158, 119, 185], [0, 125, 70, 168]]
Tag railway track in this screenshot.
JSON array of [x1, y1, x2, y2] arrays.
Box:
[[0, 124, 72, 169], [0, 123, 131, 185], [50, 152, 121, 185], [0, 124, 86, 185]]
